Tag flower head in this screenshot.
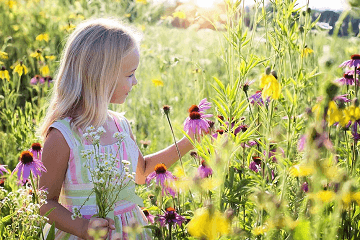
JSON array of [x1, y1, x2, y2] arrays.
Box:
[[301, 45, 314, 57], [158, 207, 185, 227], [187, 207, 230, 240], [145, 163, 177, 197], [260, 73, 281, 100], [30, 75, 45, 85], [184, 99, 212, 135], [197, 160, 213, 178], [334, 70, 360, 85], [249, 90, 265, 105], [0, 66, 10, 81], [29, 142, 42, 160], [142, 209, 155, 224], [0, 165, 8, 175], [13, 61, 28, 77], [12, 150, 47, 184], [249, 156, 262, 172], [339, 54, 360, 68]]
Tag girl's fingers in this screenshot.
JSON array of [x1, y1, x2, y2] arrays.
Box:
[[105, 217, 116, 230]]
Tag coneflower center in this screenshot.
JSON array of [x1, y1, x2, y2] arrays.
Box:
[[143, 210, 150, 217], [31, 143, 42, 151], [344, 73, 354, 79], [154, 163, 167, 174], [20, 151, 34, 165], [252, 156, 261, 164], [189, 112, 201, 120], [217, 129, 224, 135], [351, 54, 360, 60], [188, 105, 199, 113]]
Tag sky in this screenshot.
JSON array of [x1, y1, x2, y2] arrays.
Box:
[[155, 0, 348, 11]]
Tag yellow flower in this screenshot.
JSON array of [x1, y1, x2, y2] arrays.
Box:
[[201, 178, 221, 191], [40, 65, 50, 76], [192, 68, 201, 73], [173, 11, 186, 19], [13, 62, 28, 77], [290, 164, 314, 177], [253, 225, 270, 236], [327, 101, 347, 127], [187, 208, 230, 240], [125, 13, 131, 18], [301, 46, 314, 57], [45, 55, 56, 61], [36, 33, 49, 42], [6, 0, 17, 9], [60, 23, 76, 32], [260, 74, 281, 100], [342, 193, 352, 206], [343, 105, 360, 122], [352, 192, 360, 205], [12, 25, 19, 31], [152, 79, 164, 87], [30, 51, 45, 62], [135, 0, 147, 4], [0, 51, 9, 59], [317, 190, 335, 203], [0, 67, 10, 81]]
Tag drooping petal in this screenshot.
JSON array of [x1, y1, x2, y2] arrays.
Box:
[[145, 172, 156, 185]]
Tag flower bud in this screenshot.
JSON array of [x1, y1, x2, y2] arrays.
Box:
[[306, 7, 311, 14], [162, 105, 171, 115], [265, 67, 271, 75], [271, 70, 277, 79], [299, 26, 304, 33]]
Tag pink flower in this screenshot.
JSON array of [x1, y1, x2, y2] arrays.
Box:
[[297, 135, 306, 151], [0, 165, 8, 175], [197, 160, 213, 178], [184, 99, 212, 135], [142, 209, 155, 224], [158, 207, 185, 227], [30, 75, 45, 85], [29, 142, 42, 160], [12, 150, 47, 184], [339, 54, 360, 68], [145, 163, 176, 197]]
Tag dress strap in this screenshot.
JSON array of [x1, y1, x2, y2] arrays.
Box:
[[49, 119, 82, 149]]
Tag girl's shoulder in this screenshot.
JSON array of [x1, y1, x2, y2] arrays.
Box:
[[108, 110, 132, 131], [48, 117, 80, 149]]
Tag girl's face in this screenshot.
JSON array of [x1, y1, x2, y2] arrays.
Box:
[[110, 47, 139, 104]]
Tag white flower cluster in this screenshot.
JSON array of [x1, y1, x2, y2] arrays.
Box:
[[0, 184, 50, 238], [71, 206, 83, 220], [83, 125, 106, 145], [77, 127, 135, 218]]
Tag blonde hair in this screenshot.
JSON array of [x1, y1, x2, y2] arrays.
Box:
[[38, 17, 142, 140]]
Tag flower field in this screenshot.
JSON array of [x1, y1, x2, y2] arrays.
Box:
[[1, 0, 360, 239]]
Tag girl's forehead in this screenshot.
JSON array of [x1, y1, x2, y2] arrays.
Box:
[[121, 48, 140, 73]]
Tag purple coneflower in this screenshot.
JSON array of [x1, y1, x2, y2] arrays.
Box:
[[145, 163, 177, 197], [333, 94, 351, 103], [142, 209, 155, 224], [12, 150, 47, 184], [0, 165, 8, 175], [30, 75, 45, 85], [302, 182, 309, 192], [249, 156, 262, 172], [334, 70, 360, 85], [234, 124, 248, 136], [249, 90, 266, 105], [197, 160, 213, 178], [339, 54, 360, 68], [184, 109, 212, 135], [212, 129, 224, 139], [158, 207, 185, 227], [198, 98, 211, 112], [29, 142, 42, 160]]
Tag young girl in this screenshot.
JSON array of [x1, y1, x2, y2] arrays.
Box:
[[39, 18, 195, 240]]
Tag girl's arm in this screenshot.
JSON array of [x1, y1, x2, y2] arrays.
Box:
[[39, 128, 89, 238]]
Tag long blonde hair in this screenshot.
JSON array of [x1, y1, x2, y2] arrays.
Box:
[[38, 17, 142, 140]]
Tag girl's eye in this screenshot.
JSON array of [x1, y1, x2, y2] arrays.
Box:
[[128, 74, 134, 78]]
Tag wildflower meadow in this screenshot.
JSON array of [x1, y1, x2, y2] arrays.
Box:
[[2, 0, 360, 239]]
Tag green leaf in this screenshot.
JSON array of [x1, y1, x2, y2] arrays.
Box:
[[213, 76, 225, 92]]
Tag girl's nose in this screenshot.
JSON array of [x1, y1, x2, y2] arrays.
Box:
[[132, 77, 138, 86]]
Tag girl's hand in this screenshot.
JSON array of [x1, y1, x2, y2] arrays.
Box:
[[84, 217, 116, 240]]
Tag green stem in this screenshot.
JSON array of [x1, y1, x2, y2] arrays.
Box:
[[165, 113, 184, 170]]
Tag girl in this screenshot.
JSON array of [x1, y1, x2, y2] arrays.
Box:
[[39, 18, 195, 240]]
